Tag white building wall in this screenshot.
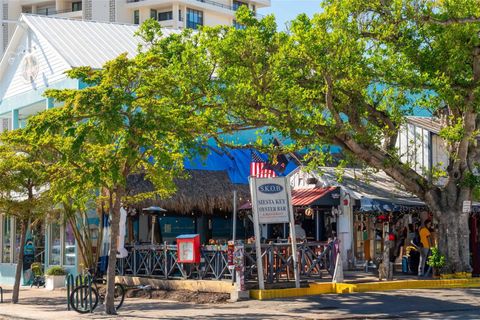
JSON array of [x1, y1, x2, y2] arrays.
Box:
[[114, 0, 130, 23], [338, 189, 353, 268], [399, 123, 408, 164], [396, 122, 449, 185], [1, 0, 270, 57], [204, 10, 231, 26], [91, 0, 110, 22], [0, 29, 71, 100]]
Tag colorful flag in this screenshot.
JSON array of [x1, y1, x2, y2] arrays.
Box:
[[250, 150, 277, 178]]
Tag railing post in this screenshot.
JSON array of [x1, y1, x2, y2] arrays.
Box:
[[87, 274, 93, 313], [133, 246, 137, 276], [66, 274, 74, 310], [268, 245, 274, 283], [164, 242, 168, 279]]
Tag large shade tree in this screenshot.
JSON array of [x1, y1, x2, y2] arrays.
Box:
[[24, 21, 218, 314], [145, 2, 480, 273]]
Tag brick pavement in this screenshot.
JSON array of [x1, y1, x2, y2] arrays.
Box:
[[0, 285, 479, 319]]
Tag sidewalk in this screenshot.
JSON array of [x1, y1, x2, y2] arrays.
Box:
[[0, 286, 479, 319]]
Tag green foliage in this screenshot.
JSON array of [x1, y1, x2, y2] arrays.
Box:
[[427, 247, 447, 269], [45, 266, 67, 276], [31, 262, 43, 277], [0, 129, 53, 221], [25, 48, 211, 206], [143, 0, 480, 201]]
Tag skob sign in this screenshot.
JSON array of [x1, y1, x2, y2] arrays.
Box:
[[250, 177, 290, 224], [258, 184, 283, 194], [249, 175, 300, 290]]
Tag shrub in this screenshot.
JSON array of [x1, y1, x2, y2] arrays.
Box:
[[45, 266, 67, 276], [427, 247, 446, 269]]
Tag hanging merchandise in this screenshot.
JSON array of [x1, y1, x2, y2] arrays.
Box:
[[305, 207, 314, 218]]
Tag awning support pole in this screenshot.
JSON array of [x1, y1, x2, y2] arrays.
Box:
[[232, 190, 237, 242]]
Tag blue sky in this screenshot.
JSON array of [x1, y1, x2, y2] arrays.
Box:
[[258, 0, 323, 30]]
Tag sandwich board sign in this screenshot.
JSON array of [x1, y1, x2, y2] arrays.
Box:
[[249, 176, 300, 289]]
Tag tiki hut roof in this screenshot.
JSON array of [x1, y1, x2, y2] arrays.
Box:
[[126, 170, 250, 215]]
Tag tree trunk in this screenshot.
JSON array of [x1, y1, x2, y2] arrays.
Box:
[[436, 207, 471, 274], [12, 219, 27, 304], [104, 188, 122, 315]]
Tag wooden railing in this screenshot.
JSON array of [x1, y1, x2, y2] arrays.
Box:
[[116, 241, 336, 283]]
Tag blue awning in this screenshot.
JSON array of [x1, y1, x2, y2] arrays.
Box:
[[184, 147, 298, 185]]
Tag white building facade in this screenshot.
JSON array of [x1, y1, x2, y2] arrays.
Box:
[[0, 0, 269, 54]]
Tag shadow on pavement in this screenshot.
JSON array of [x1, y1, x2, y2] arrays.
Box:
[[285, 288, 480, 319]]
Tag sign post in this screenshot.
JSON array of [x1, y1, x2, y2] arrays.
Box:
[[249, 177, 266, 290], [285, 178, 300, 289], [249, 176, 300, 289]]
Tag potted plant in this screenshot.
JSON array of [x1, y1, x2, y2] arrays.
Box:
[[45, 266, 67, 290], [427, 247, 446, 278]]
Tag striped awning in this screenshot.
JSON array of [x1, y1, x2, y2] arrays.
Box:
[[239, 186, 338, 210], [291, 187, 338, 206]]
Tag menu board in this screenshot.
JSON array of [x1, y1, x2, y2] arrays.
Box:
[[178, 241, 194, 261]]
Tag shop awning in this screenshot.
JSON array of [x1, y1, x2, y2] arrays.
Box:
[[291, 187, 339, 206], [238, 186, 339, 210], [359, 196, 425, 212], [309, 167, 426, 213]]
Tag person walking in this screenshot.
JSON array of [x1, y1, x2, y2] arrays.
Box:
[[418, 219, 433, 276]]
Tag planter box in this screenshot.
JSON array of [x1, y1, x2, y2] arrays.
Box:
[[45, 275, 65, 290]]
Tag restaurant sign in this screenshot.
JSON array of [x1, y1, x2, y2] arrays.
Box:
[[250, 177, 290, 224]]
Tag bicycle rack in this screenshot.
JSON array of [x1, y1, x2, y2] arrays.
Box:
[[66, 274, 73, 310], [67, 274, 94, 313]]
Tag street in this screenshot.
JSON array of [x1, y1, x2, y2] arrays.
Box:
[[0, 287, 479, 319]]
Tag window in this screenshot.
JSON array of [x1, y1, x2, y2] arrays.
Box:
[[158, 11, 173, 21], [31, 221, 45, 264], [150, 9, 157, 19], [233, 19, 246, 30], [2, 217, 11, 263], [14, 220, 22, 263], [72, 1, 82, 12], [186, 8, 203, 29], [49, 223, 61, 265], [64, 223, 75, 266], [133, 10, 140, 24], [233, 0, 247, 11], [179, 9, 182, 21]]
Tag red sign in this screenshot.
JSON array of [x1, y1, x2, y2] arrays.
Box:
[[227, 241, 235, 267], [177, 234, 201, 264]]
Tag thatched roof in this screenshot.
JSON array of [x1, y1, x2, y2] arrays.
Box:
[[126, 170, 250, 215]]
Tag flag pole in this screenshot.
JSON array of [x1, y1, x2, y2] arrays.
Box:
[[232, 190, 237, 242]]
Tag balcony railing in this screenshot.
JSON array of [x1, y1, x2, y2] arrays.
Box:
[[26, 7, 82, 16], [126, 0, 264, 18]]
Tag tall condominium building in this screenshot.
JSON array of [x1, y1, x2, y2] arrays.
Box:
[[0, 0, 269, 53]]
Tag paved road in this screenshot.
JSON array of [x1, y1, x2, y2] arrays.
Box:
[[0, 287, 479, 319]]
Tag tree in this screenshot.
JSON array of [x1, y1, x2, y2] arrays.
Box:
[[24, 23, 215, 312], [147, 3, 480, 273], [0, 130, 52, 303]]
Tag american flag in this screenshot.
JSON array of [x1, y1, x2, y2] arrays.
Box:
[[250, 150, 277, 178]]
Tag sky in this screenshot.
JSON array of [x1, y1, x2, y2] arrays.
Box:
[[258, 0, 323, 30]]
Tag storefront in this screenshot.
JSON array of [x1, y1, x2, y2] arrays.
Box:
[[290, 167, 427, 268], [0, 215, 78, 285], [353, 207, 430, 264]]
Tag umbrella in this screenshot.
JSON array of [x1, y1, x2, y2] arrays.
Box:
[[142, 206, 167, 244]]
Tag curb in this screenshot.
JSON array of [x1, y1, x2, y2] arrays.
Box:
[[250, 278, 480, 300]]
